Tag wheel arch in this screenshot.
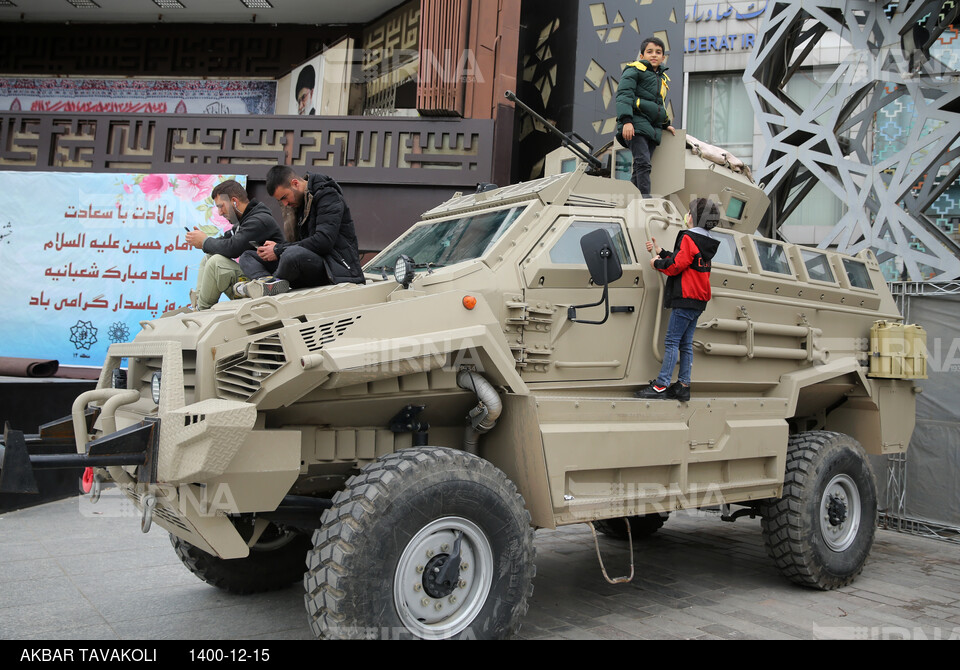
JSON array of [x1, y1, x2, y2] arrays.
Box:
[[775, 357, 916, 455], [775, 358, 881, 453]]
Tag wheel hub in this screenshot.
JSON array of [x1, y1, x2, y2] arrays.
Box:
[[826, 494, 848, 526], [394, 517, 493, 639], [423, 553, 459, 599], [819, 474, 862, 552]]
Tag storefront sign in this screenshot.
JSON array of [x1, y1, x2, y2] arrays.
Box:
[[686, 34, 756, 53], [684, 1, 768, 54]]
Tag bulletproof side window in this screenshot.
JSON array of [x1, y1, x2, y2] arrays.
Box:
[[712, 231, 743, 267], [755, 240, 792, 275], [801, 249, 836, 283], [549, 221, 633, 265], [843, 258, 873, 289]]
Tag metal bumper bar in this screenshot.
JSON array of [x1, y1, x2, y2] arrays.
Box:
[[0, 390, 160, 494]]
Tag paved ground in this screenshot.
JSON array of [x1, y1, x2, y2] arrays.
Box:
[[1, 493, 959, 641]]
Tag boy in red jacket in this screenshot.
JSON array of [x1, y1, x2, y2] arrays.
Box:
[[635, 198, 721, 401]]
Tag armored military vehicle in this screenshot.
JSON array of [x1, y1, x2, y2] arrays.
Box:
[[0, 94, 924, 640]]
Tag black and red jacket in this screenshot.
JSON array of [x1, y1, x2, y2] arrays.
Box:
[[653, 229, 720, 311]]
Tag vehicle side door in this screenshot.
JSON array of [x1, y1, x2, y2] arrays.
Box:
[[518, 217, 644, 382]]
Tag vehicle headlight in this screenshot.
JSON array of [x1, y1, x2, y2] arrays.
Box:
[[394, 255, 416, 289], [151, 372, 162, 405]]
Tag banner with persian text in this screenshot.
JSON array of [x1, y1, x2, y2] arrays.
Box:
[[0, 78, 277, 115], [0, 172, 244, 368]]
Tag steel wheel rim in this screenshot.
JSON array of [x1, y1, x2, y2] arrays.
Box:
[[820, 473, 861, 552], [394, 516, 493, 639]]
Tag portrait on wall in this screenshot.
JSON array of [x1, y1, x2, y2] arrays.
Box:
[[291, 56, 323, 116]]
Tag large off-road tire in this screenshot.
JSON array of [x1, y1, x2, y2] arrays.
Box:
[[594, 513, 668, 541], [304, 447, 536, 640], [760, 431, 878, 590], [171, 526, 312, 595]]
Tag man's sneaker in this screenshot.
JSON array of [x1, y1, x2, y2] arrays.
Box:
[[665, 381, 691, 402], [259, 278, 291, 297], [226, 276, 249, 300], [233, 280, 252, 298], [235, 278, 290, 299], [634, 381, 669, 399]]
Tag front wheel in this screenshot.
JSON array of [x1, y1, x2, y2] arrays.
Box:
[[171, 523, 312, 595], [760, 431, 878, 590], [304, 447, 536, 640]]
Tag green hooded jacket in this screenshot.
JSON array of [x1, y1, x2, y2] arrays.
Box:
[[615, 60, 671, 147]]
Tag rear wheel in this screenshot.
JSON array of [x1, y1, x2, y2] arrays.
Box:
[[171, 524, 312, 595], [760, 431, 877, 590], [304, 447, 536, 640], [593, 513, 668, 541]]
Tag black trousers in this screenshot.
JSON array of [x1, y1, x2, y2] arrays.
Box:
[[238, 246, 331, 289], [629, 134, 656, 197]]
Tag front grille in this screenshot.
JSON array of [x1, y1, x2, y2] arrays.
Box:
[[300, 316, 361, 352], [215, 334, 287, 401]]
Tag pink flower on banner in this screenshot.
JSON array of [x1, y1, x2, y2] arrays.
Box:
[[139, 174, 170, 201], [174, 174, 217, 203], [210, 210, 230, 228]]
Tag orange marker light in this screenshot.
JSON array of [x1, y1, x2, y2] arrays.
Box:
[[463, 296, 478, 310]]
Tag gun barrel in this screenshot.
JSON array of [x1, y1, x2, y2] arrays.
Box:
[[505, 91, 603, 170]]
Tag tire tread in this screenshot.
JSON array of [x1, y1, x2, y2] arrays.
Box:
[[760, 431, 877, 590], [303, 447, 536, 640]]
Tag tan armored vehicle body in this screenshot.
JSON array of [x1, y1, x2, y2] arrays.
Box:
[[1, 129, 923, 640]]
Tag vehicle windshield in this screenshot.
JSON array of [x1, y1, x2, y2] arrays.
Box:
[[366, 206, 526, 275]]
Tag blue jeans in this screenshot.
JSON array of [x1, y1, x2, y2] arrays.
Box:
[[655, 308, 703, 387]]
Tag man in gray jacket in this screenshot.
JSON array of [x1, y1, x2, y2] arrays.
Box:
[[185, 179, 284, 310]]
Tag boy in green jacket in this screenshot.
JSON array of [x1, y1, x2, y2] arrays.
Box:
[[616, 36, 676, 197]]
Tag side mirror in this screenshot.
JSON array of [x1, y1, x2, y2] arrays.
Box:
[[581, 228, 623, 285], [568, 229, 625, 325]]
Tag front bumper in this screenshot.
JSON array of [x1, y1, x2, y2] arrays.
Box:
[[1, 340, 301, 559]]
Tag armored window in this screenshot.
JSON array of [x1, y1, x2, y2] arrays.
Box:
[[801, 249, 836, 283], [712, 232, 743, 267], [615, 149, 632, 181], [726, 197, 746, 221], [755, 240, 792, 275], [366, 206, 526, 273], [843, 259, 873, 289], [549, 221, 632, 265]]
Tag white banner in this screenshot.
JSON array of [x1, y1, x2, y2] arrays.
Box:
[[0, 172, 245, 368]]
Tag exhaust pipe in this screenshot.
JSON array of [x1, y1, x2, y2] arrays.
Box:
[[456, 370, 502, 455]]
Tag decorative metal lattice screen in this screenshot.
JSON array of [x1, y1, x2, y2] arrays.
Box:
[[745, 0, 960, 281]]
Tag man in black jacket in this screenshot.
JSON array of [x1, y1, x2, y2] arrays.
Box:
[[236, 165, 365, 298], [185, 179, 284, 310]]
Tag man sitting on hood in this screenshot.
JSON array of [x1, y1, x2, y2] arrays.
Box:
[[185, 179, 284, 310], [236, 165, 365, 298]]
